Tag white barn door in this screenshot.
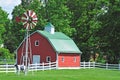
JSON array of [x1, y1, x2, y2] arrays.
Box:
[[33, 55, 40, 64]]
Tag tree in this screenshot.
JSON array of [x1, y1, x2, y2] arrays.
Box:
[[0, 48, 11, 59], [67, 0, 107, 61], [67, 0, 120, 63], [0, 7, 9, 46], [3, 21, 18, 53], [45, 0, 75, 36], [21, 0, 75, 36], [97, 0, 120, 63]]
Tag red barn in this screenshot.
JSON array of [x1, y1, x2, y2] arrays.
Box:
[[16, 23, 82, 69]]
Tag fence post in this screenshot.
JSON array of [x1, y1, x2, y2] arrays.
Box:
[[84, 61, 85, 69], [119, 64, 120, 70], [49, 61, 51, 70], [93, 62, 95, 68], [14, 66, 17, 74], [42, 62, 44, 71], [35, 63, 37, 71], [18, 65, 20, 75], [106, 63, 108, 69], [56, 60, 58, 69], [32, 64, 34, 75], [28, 63, 30, 72], [89, 62, 90, 68], [6, 64, 8, 74]]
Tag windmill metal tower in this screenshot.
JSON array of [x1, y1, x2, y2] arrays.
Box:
[[20, 10, 38, 75]]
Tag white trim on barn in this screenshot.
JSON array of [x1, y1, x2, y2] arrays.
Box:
[[56, 52, 59, 68], [46, 56, 51, 62], [35, 40, 39, 46]]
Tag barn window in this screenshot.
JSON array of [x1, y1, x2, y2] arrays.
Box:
[[46, 56, 51, 62], [35, 40, 39, 46], [61, 57, 64, 62], [73, 57, 76, 62]]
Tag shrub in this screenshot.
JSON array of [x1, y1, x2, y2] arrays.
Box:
[[0, 48, 11, 59]]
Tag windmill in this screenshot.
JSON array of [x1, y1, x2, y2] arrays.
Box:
[[20, 10, 38, 75]]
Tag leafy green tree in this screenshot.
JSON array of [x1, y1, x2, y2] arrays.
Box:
[[97, 0, 120, 63], [3, 21, 18, 53], [21, 0, 75, 36], [0, 7, 9, 45], [0, 48, 11, 59], [67, 0, 110, 62], [46, 0, 75, 36], [0, 7, 13, 59], [67, 0, 120, 63]]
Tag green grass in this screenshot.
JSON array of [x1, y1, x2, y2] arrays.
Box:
[[0, 69, 120, 80]]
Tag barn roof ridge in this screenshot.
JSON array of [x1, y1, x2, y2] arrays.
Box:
[[36, 30, 71, 39]]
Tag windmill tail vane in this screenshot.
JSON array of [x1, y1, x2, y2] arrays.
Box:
[[15, 16, 21, 23]]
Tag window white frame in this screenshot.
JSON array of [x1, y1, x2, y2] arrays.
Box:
[[46, 56, 51, 62], [35, 40, 39, 46], [73, 57, 76, 62], [61, 57, 64, 62]]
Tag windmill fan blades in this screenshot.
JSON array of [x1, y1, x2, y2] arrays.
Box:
[[21, 10, 38, 30]]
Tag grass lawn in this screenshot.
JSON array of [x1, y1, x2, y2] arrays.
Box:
[[0, 68, 120, 80]]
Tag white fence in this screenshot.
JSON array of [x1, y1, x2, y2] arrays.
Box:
[[29, 62, 57, 71], [1, 62, 120, 73], [95, 63, 120, 70], [80, 62, 95, 68], [80, 62, 120, 70], [0, 64, 16, 73], [0, 62, 57, 73]]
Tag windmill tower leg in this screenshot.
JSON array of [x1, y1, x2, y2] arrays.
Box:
[[25, 29, 29, 75]]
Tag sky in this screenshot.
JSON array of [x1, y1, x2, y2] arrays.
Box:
[[0, 0, 21, 19]]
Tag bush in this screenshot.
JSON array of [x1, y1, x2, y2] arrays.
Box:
[[0, 48, 11, 59]]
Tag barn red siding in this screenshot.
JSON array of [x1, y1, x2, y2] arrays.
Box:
[[17, 44, 23, 64], [17, 32, 56, 64], [58, 53, 80, 67]]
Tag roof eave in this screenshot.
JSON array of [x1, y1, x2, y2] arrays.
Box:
[[56, 51, 82, 54]]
